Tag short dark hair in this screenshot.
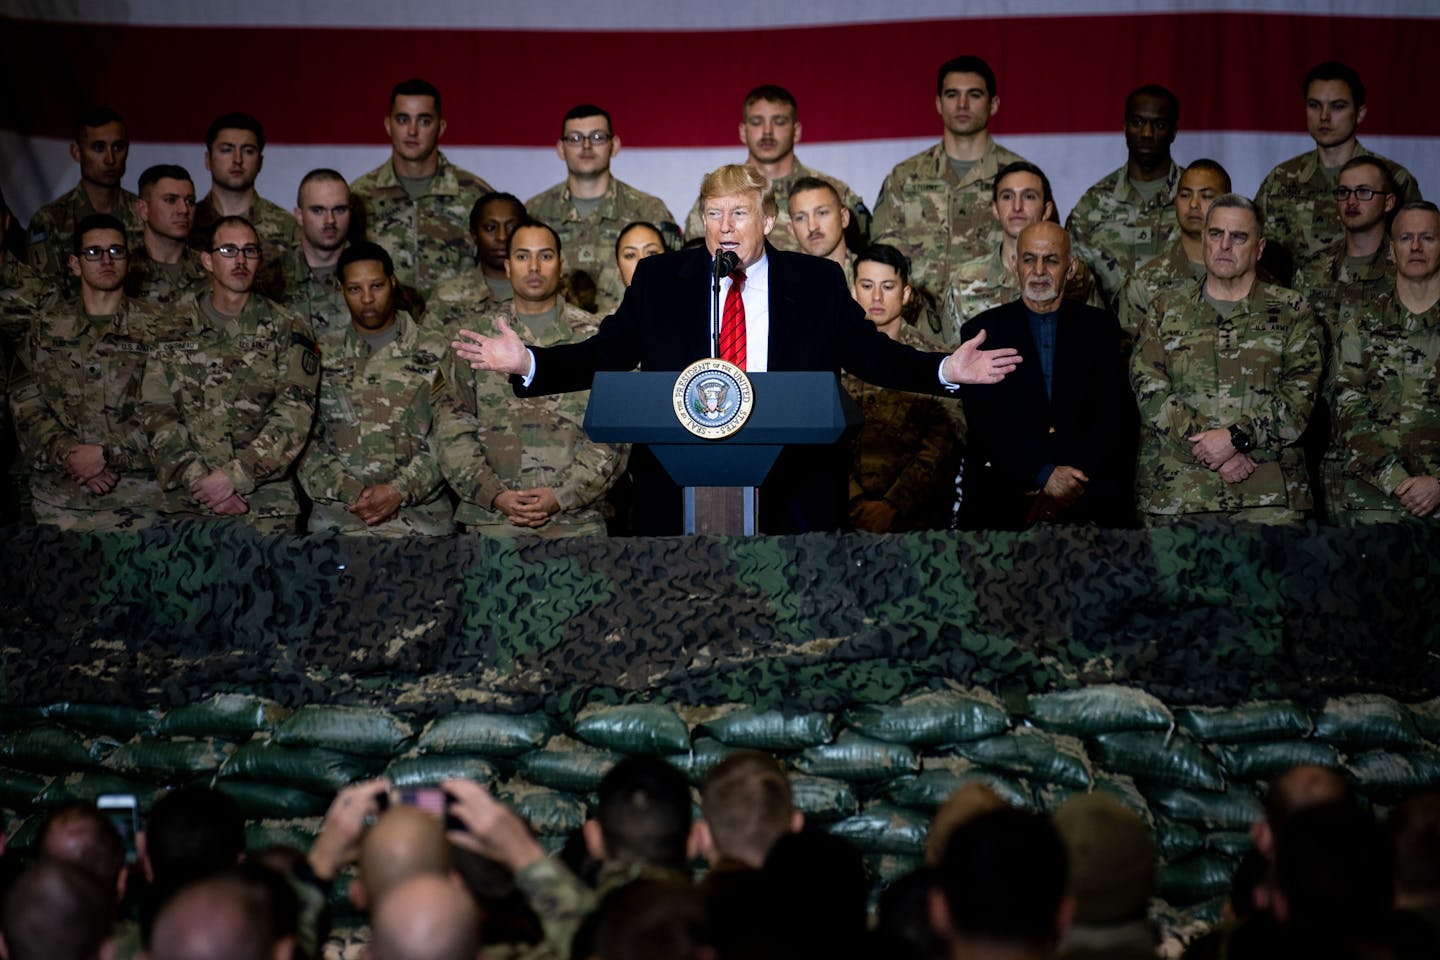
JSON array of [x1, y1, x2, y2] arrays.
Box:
[[854, 243, 912, 285], [1, 859, 113, 960], [296, 168, 348, 205], [139, 164, 193, 195], [207, 215, 259, 248], [1339, 155, 1397, 195], [743, 84, 797, 113], [937, 808, 1068, 945], [75, 106, 125, 143], [145, 786, 245, 890], [506, 218, 562, 258], [1275, 804, 1391, 934], [1125, 83, 1180, 124], [338, 240, 395, 279], [936, 55, 996, 98], [470, 192, 526, 234], [205, 112, 265, 151], [615, 221, 664, 258], [391, 77, 443, 116], [563, 103, 612, 134], [788, 176, 842, 209], [1304, 60, 1365, 108], [595, 756, 693, 870], [1183, 158, 1232, 193], [993, 160, 1054, 208], [39, 801, 127, 892], [73, 213, 127, 254]]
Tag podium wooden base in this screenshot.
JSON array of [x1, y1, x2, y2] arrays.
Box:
[[684, 486, 757, 535]]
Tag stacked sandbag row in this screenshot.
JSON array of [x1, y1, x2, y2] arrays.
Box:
[[3, 688, 1438, 924]]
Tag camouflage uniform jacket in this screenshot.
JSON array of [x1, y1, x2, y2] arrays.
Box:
[[842, 322, 963, 529], [140, 291, 319, 520], [1132, 279, 1322, 515], [431, 267, 507, 323], [299, 309, 453, 536], [437, 301, 626, 535], [1330, 285, 1440, 518], [1116, 239, 1201, 337], [684, 160, 871, 254], [350, 151, 495, 303], [1, 256, 48, 426], [189, 192, 299, 259], [1291, 241, 1392, 338], [514, 857, 679, 960], [870, 138, 1027, 313], [25, 182, 145, 296], [124, 245, 209, 305], [947, 242, 1106, 346], [11, 296, 185, 520], [269, 245, 352, 350], [527, 177, 679, 316], [1066, 161, 1182, 310], [1256, 142, 1421, 270]]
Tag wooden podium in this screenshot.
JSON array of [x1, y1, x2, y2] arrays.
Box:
[[583, 371, 860, 535]]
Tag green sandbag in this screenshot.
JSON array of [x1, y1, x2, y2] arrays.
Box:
[[1143, 784, 1263, 830], [273, 705, 414, 757], [574, 703, 690, 755], [1174, 701, 1312, 743], [245, 820, 319, 854], [1028, 685, 1173, 736], [499, 785, 587, 837], [864, 853, 924, 885], [1345, 749, 1440, 803], [1206, 831, 1254, 859], [516, 742, 620, 793], [42, 703, 160, 740], [881, 767, 1030, 812], [1090, 731, 1225, 791], [219, 742, 381, 795], [107, 739, 232, 781], [1158, 853, 1235, 905], [0, 725, 93, 772], [666, 737, 737, 787], [825, 803, 929, 855], [1213, 741, 1342, 781], [702, 708, 834, 750], [1412, 697, 1440, 742], [158, 694, 289, 740], [6, 816, 41, 852], [791, 731, 919, 782], [1154, 818, 1205, 862], [0, 765, 51, 809], [1032, 782, 1083, 814], [0, 706, 46, 732], [1094, 772, 1156, 829], [417, 713, 558, 757], [841, 689, 1009, 745], [952, 727, 1092, 790], [386, 755, 500, 789], [216, 781, 331, 819], [791, 775, 860, 824], [35, 771, 157, 810], [1313, 694, 1421, 750]]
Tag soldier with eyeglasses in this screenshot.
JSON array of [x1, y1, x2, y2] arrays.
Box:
[[141, 215, 319, 532], [10, 214, 187, 530]]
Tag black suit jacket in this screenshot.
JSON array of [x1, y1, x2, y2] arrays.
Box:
[[517, 244, 953, 533], [958, 299, 1137, 530]]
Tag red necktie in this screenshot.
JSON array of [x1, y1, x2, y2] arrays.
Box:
[[719, 268, 746, 369]]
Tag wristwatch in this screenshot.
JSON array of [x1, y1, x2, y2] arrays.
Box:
[[1228, 424, 1254, 454]]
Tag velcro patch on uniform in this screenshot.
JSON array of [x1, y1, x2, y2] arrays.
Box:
[[156, 340, 200, 352], [430, 364, 447, 399], [112, 341, 149, 353]]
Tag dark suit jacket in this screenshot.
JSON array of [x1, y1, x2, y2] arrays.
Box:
[[517, 244, 953, 533], [957, 299, 1137, 530]]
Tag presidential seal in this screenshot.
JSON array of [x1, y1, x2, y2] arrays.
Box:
[[672, 358, 754, 439]]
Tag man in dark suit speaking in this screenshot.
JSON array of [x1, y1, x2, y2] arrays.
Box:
[[452, 165, 1021, 533]]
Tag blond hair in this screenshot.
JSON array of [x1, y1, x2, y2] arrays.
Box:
[[699, 164, 777, 218]]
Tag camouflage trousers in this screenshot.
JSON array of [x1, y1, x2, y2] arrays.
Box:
[[1141, 507, 1307, 527], [32, 500, 161, 533]]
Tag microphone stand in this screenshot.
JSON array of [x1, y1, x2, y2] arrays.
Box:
[[710, 249, 737, 359]]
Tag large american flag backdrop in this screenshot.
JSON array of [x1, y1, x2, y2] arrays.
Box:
[[1, 1, 1436, 230]]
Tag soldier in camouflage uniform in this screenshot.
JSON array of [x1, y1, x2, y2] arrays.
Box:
[[682, 85, 869, 255], [527, 105, 680, 317], [786, 176, 853, 270], [1330, 203, 1440, 525], [350, 78, 495, 306], [1256, 61, 1421, 278], [1117, 160, 1231, 337], [1067, 85, 1183, 311], [141, 216, 319, 533], [299, 242, 452, 536], [871, 56, 1027, 336], [844, 245, 961, 532], [1132, 195, 1322, 524], [437, 221, 625, 537], [269, 169, 354, 348], [188, 113, 299, 258], [126, 164, 208, 305], [10, 215, 185, 531], [1, 187, 50, 523], [26, 108, 144, 298], [431, 193, 526, 322]]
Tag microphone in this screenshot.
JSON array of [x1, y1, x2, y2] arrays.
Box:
[[712, 249, 739, 285]]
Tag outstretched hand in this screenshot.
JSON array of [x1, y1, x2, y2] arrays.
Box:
[[943, 329, 1021, 385], [452, 317, 530, 377]]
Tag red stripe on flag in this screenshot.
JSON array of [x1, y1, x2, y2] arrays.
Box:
[[1, 13, 1433, 144]]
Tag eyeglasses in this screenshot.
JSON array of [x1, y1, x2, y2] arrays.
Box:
[[212, 243, 262, 260], [1333, 186, 1389, 201], [560, 131, 614, 146], [79, 245, 128, 261]]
